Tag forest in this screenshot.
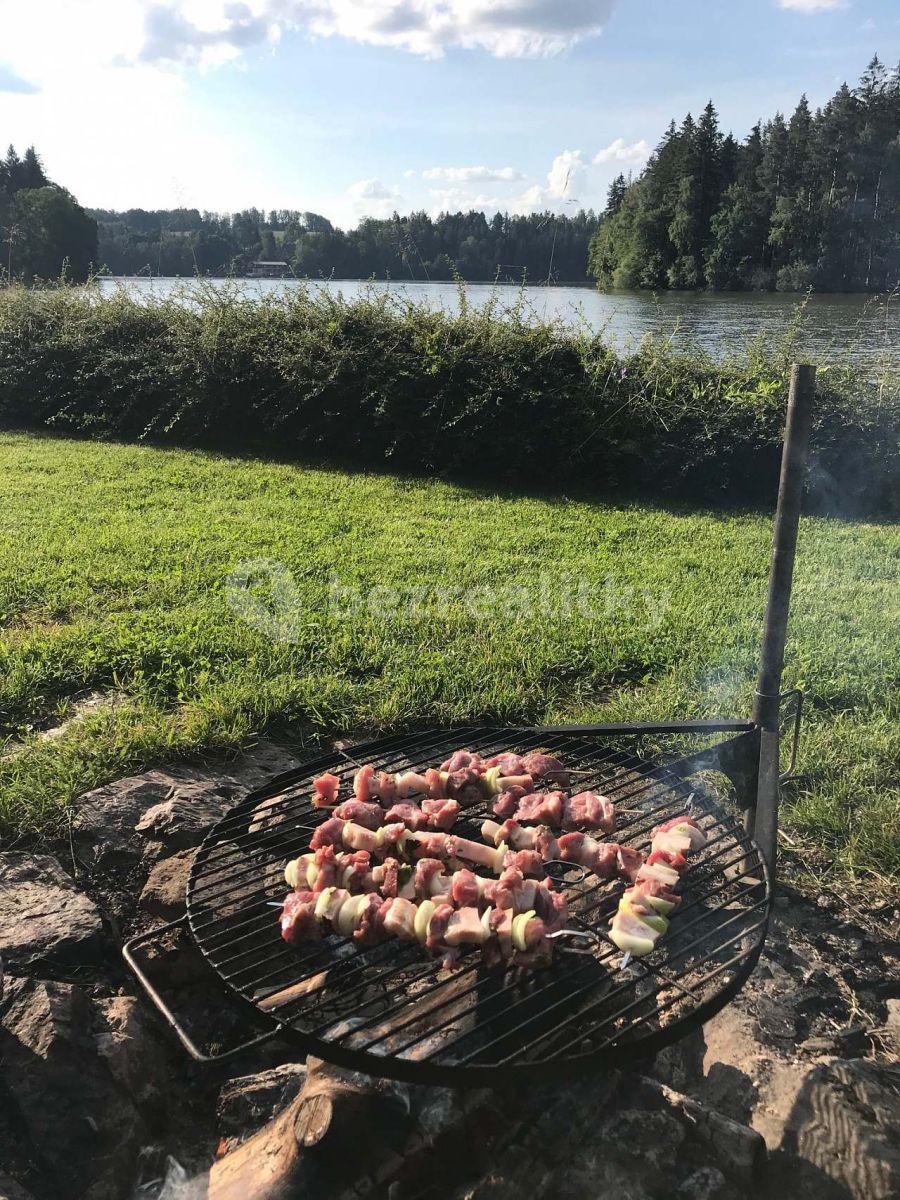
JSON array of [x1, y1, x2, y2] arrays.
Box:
[[0, 145, 97, 280], [2, 57, 898, 290], [88, 206, 599, 283], [589, 57, 900, 293]]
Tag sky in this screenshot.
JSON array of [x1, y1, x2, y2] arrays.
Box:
[[0, 0, 898, 228]]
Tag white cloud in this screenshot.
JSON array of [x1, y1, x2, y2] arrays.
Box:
[[0, 0, 628, 221], [427, 187, 501, 216], [347, 177, 393, 199], [346, 176, 401, 217], [593, 137, 651, 166], [0, 1, 254, 210], [421, 165, 524, 183], [129, 0, 617, 63], [508, 150, 585, 213], [137, 1, 275, 66], [546, 149, 585, 199], [778, 0, 845, 12], [511, 183, 546, 212], [2, 0, 620, 81]]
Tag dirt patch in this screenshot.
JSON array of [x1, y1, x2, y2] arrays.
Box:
[[1, 691, 128, 762]]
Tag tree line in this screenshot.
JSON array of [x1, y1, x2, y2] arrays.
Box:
[[88, 205, 600, 283], [0, 145, 97, 280], [589, 57, 900, 293], [3, 55, 897, 290]]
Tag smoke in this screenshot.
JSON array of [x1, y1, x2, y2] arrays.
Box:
[[133, 1156, 207, 1200]]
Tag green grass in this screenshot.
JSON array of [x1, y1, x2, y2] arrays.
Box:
[[1, 430, 897, 890]]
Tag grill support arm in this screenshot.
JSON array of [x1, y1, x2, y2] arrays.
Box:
[[749, 363, 815, 875]]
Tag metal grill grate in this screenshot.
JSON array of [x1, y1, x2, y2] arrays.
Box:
[[185, 727, 770, 1085]]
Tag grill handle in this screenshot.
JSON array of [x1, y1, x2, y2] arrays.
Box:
[[123, 917, 282, 1064], [778, 688, 804, 783]]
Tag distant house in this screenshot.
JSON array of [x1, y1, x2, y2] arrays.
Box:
[[248, 260, 291, 278]]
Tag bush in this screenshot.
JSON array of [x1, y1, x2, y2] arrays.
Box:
[[0, 281, 897, 515], [776, 262, 815, 292]]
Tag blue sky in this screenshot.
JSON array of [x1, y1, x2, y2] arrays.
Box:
[[1, 0, 897, 226]]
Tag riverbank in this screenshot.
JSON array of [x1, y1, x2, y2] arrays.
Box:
[[1, 283, 898, 516], [1, 431, 897, 888]]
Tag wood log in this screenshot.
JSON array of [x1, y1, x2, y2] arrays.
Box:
[[207, 1088, 306, 1200], [632, 1074, 766, 1182], [207, 1058, 408, 1200]]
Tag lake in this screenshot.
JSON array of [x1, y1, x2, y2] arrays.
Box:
[[95, 277, 899, 367]]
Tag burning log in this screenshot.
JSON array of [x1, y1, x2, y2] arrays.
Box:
[[207, 1058, 411, 1200], [631, 1075, 766, 1182]]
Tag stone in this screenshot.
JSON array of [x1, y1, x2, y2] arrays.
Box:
[[874, 978, 900, 1000], [751, 992, 798, 1046], [885, 998, 900, 1034], [217, 1064, 309, 1137], [138, 850, 194, 918], [72, 769, 185, 868], [784, 1058, 900, 1200], [247, 792, 294, 835], [800, 1023, 871, 1057], [71, 741, 298, 871], [93, 994, 171, 1110], [0, 853, 104, 970], [138, 930, 210, 989], [0, 1174, 37, 1200], [675, 1167, 732, 1200], [599, 1108, 686, 1176], [651, 1027, 707, 1092], [224, 740, 302, 790], [0, 977, 145, 1200], [135, 790, 236, 850]]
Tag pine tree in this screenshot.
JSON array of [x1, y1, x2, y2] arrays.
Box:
[[20, 146, 48, 189], [605, 174, 628, 216], [2, 145, 21, 194]]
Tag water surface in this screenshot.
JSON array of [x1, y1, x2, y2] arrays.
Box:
[[96, 277, 899, 367]]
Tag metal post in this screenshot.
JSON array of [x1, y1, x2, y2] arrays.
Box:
[[749, 364, 815, 875]]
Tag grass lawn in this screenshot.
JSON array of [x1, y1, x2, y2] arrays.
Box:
[[0, 430, 897, 889]]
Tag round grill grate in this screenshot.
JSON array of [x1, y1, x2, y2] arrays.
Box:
[[186, 727, 770, 1085]]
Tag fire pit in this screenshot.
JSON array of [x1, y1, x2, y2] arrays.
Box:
[[124, 365, 815, 1091], [126, 726, 769, 1085]]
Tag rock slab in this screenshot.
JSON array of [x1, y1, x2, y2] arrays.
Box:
[[0, 1174, 37, 1200], [785, 1058, 900, 1200], [71, 741, 301, 869], [0, 853, 104, 970], [93, 994, 171, 1110], [0, 977, 145, 1200], [138, 850, 194, 918]]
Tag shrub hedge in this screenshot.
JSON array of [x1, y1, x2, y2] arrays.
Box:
[[0, 281, 897, 515]]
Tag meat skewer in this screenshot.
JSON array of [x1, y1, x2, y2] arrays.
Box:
[[608, 811, 707, 958], [308, 813, 515, 874], [492, 788, 616, 833], [286, 846, 568, 925], [481, 819, 643, 882], [327, 796, 463, 833], [383, 797, 462, 831], [280, 887, 558, 969], [309, 748, 573, 814], [309, 817, 408, 856], [404, 828, 512, 873]]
